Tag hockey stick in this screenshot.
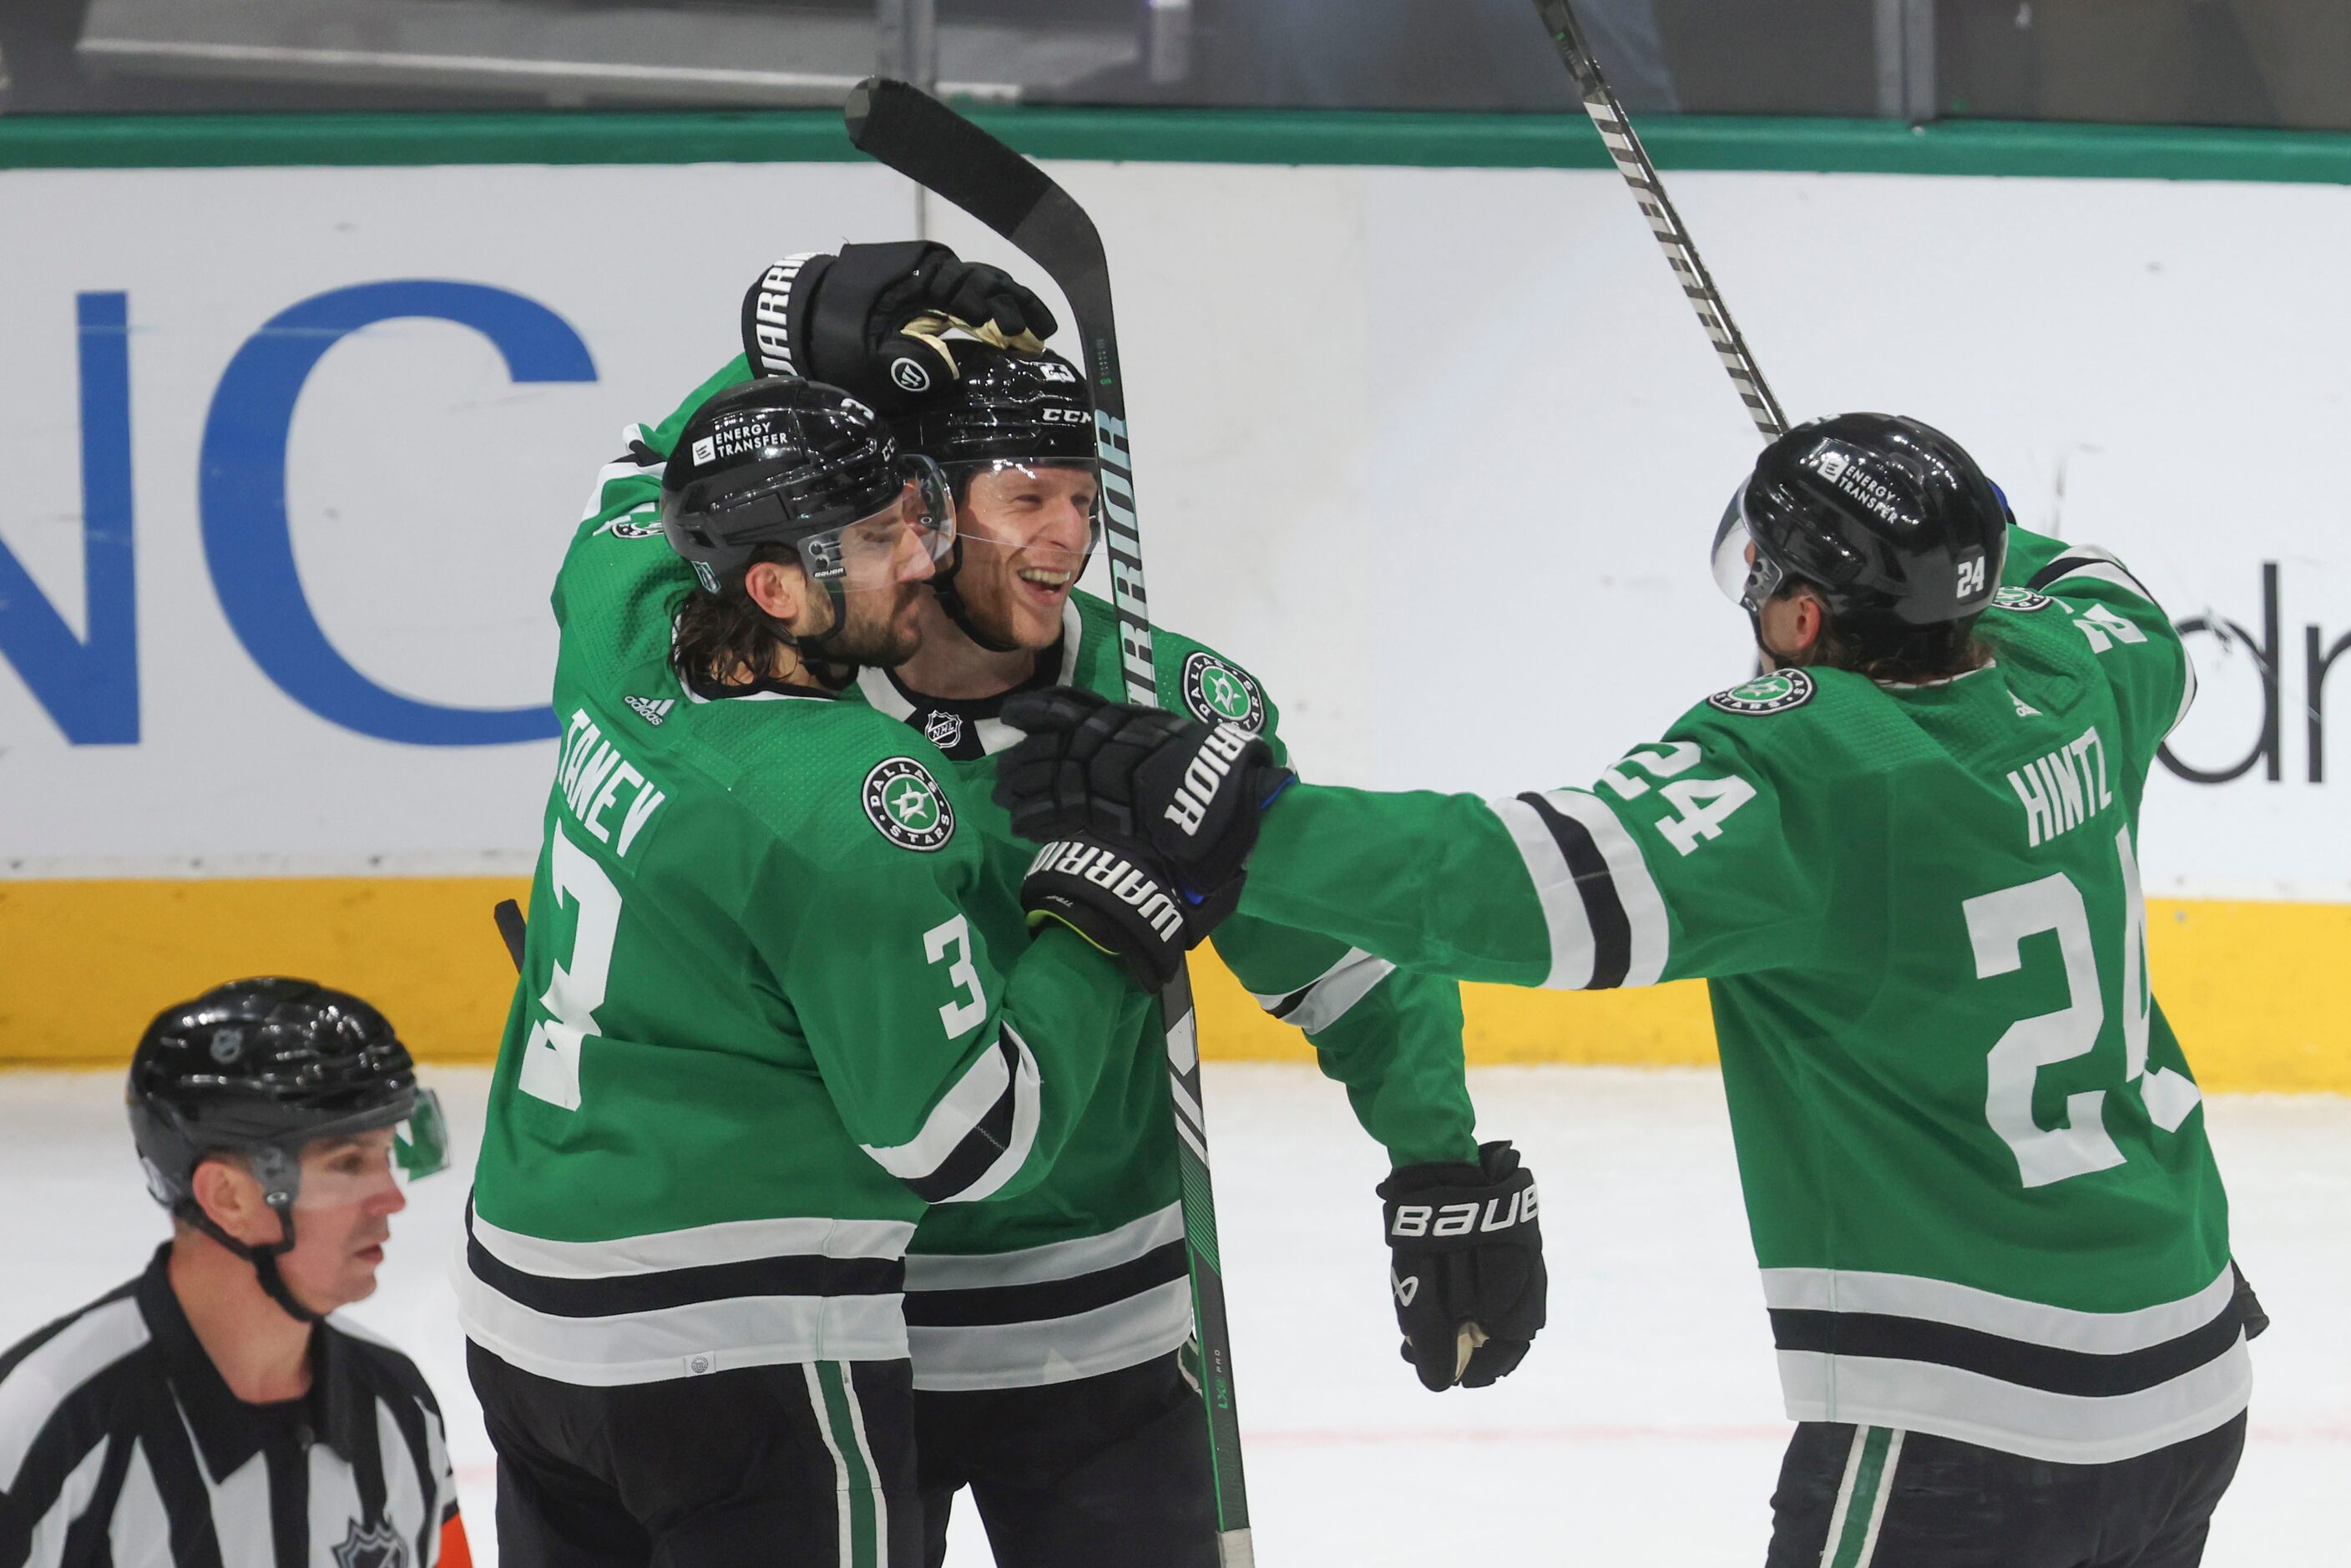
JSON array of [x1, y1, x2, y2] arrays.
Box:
[[493, 898, 528, 971], [844, 78, 1256, 1567], [1530, 0, 1787, 440]]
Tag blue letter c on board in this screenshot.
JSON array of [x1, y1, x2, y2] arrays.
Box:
[[200, 281, 593, 745]]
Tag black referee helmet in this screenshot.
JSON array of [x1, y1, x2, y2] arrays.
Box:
[[128, 978, 447, 1322]]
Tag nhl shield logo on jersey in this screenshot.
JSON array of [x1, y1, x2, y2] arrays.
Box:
[[863, 757, 955, 852], [922, 710, 967, 751], [1181, 651, 1264, 733], [1994, 585, 2055, 613], [1706, 669, 1815, 716], [331, 1520, 407, 1568]]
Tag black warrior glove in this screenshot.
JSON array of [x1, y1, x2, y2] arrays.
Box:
[[995, 687, 1292, 899], [1379, 1141, 1546, 1391], [741, 241, 1059, 417], [1021, 837, 1238, 992]]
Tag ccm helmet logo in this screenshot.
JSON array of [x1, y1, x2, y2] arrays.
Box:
[[1389, 1186, 1538, 1239], [1038, 407, 1089, 424]]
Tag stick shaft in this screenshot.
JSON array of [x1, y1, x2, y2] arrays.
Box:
[[1532, 0, 1787, 441], [844, 79, 1254, 1562]]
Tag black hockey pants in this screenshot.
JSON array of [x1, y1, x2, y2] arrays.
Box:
[[914, 1350, 1216, 1568], [469, 1340, 923, 1568], [1765, 1409, 2247, 1568]]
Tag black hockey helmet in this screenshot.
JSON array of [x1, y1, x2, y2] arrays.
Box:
[[129, 978, 447, 1323], [892, 343, 1098, 473], [661, 378, 953, 655], [892, 345, 1100, 653], [1713, 413, 2009, 633]]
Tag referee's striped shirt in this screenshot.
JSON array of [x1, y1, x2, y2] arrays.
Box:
[[0, 1245, 469, 1568]]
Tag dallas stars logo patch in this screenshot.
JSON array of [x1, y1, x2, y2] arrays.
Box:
[[1706, 669, 1815, 716], [1181, 651, 1264, 733], [1994, 586, 2053, 612], [863, 757, 955, 852]]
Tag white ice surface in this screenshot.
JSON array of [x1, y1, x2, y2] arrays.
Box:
[[3, 1065, 2342, 1565]]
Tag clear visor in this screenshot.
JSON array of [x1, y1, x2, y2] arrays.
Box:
[[271, 1087, 451, 1211], [794, 459, 958, 594], [1710, 495, 1784, 613], [951, 461, 1103, 579]]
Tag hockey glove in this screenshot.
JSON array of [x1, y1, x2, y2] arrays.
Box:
[[1379, 1141, 1546, 1391], [1021, 836, 1237, 992], [741, 242, 1059, 417], [996, 687, 1293, 898]]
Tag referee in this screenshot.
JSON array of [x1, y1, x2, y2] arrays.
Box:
[[0, 979, 473, 1568]]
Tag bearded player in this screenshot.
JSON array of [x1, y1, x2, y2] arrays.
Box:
[[462, 376, 1226, 1568], [569, 243, 1545, 1567], [1003, 414, 2263, 1568]]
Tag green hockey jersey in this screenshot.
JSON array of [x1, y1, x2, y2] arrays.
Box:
[[583, 357, 1480, 1390], [460, 482, 1148, 1388], [1238, 524, 2246, 1464]]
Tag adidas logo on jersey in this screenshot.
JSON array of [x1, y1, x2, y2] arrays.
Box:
[[624, 696, 674, 726]]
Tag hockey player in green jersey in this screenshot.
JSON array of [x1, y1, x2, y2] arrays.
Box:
[[577, 241, 1545, 1567], [1001, 414, 2261, 1567], [463, 377, 1227, 1568]]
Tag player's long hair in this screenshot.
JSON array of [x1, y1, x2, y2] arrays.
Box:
[[669, 544, 799, 696], [1815, 609, 1993, 686]]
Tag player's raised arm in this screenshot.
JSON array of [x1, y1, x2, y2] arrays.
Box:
[[999, 687, 1823, 994]]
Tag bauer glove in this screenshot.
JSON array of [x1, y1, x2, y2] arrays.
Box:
[[1022, 835, 1237, 992], [1379, 1141, 1546, 1391], [741, 241, 1059, 417], [996, 687, 1293, 899]]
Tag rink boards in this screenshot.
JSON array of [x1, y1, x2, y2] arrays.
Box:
[[4, 876, 2345, 1093], [4, 113, 2348, 1086]]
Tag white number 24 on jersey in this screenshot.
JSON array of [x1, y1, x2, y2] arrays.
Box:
[[1963, 823, 2202, 1188]]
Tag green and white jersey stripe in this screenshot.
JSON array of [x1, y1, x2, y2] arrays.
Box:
[[1238, 523, 2247, 1463], [1821, 1427, 1904, 1568], [806, 1363, 888, 1568]]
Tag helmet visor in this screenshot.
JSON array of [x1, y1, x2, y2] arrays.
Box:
[[276, 1086, 449, 1212], [1711, 492, 1786, 613], [793, 459, 958, 594], [950, 461, 1103, 579]]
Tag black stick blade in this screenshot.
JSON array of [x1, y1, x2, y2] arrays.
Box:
[[493, 898, 527, 973], [846, 78, 1054, 244]]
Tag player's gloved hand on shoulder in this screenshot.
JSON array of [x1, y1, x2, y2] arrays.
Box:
[[1380, 1141, 1546, 1391], [741, 241, 1059, 417], [1020, 834, 1237, 992], [995, 687, 1295, 899]]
